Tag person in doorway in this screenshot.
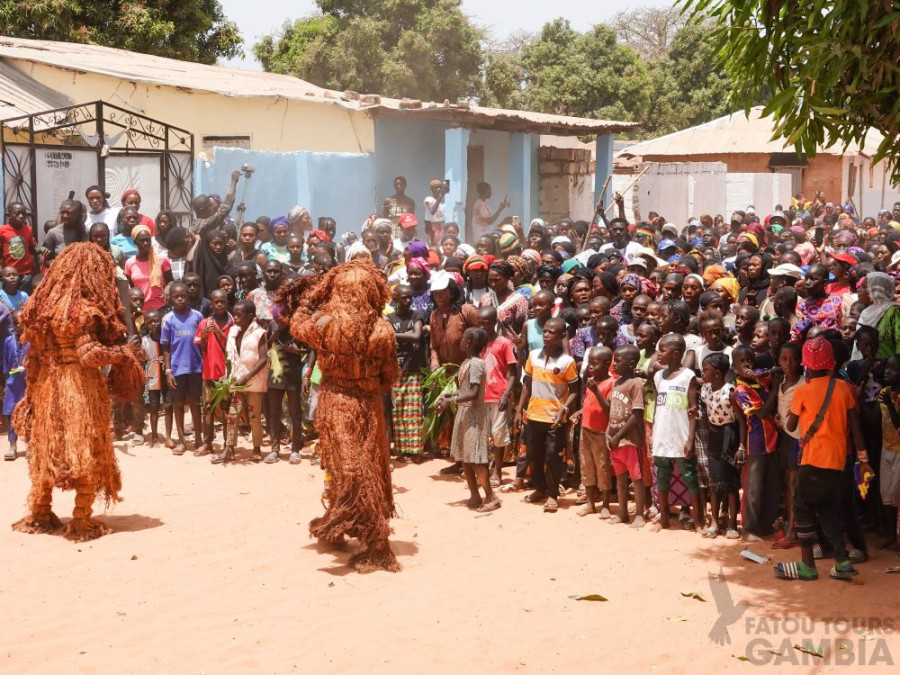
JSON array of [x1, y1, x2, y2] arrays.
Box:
[[382, 176, 415, 236], [472, 182, 508, 236], [424, 179, 448, 246]]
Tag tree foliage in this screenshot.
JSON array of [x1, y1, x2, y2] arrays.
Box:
[[679, 0, 900, 176], [0, 0, 242, 64], [611, 7, 687, 60], [254, 0, 484, 102]]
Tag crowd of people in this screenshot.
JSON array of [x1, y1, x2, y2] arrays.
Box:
[[2, 171, 900, 583]]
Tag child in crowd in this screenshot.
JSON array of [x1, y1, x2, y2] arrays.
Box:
[[775, 337, 869, 581], [2, 312, 27, 460], [693, 311, 732, 368], [751, 322, 773, 368], [570, 345, 614, 518], [878, 355, 900, 551], [0, 267, 27, 311], [183, 272, 212, 317], [518, 317, 579, 513], [732, 344, 779, 541], [161, 281, 204, 454], [141, 309, 170, 447], [234, 262, 259, 303], [620, 294, 650, 345], [194, 289, 233, 456], [248, 260, 284, 323], [734, 305, 760, 348], [699, 353, 740, 539], [129, 287, 146, 333], [606, 344, 647, 527], [388, 285, 427, 463], [652, 333, 702, 530], [440, 327, 499, 512], [771, 342, 803, 546], [476, 305, 517, 486], [215, 300, 268, 464], [266, 304, 305, 464]]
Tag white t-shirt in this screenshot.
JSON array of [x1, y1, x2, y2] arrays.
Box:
[[599, 241, 643, 264], [692, 342, 733, 370], [777, 381, 801, 439], [423, 196, 445, 225], [88, 207, 121, 236], [652, 367, 695, 458]]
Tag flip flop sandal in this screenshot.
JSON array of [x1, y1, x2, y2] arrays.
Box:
[[489, 476, 501, 488], [523, 492, 548, 504], [774, 561, 819, 581], [172, 445, 186, 456], [476, 500, 501, 513], [263, 452, 280, 464], [829, 562, 859, 580], [4, 450, 15, 461], [725, 529, 741, 540], [289, 452, 302, 465], [499, 482, 523, 493], [543, 498, 558, 513], [702, 526, 719, 539]]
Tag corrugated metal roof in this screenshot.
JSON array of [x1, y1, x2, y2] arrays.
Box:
[[619, 107, 880, 158], [0, 36, 636, 135], [0, 59, 71, 126]]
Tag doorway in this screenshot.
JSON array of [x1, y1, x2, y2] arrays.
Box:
[[465, 145, 484, 242]]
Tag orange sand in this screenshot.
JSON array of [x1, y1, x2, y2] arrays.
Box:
[[2, 441, 899, 673]]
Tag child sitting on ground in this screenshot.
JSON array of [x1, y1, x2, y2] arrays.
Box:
[[570, 345, 614, 518], [439, 327, 500, 512], [606, 344, 647, 527]]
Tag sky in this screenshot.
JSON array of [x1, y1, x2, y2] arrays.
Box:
[[218, 0, 673, 69]]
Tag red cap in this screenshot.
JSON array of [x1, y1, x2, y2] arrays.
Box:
[[399, 213, 418, 228]]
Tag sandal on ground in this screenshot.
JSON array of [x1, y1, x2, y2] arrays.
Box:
[[263, 451, 280, 464], [289, 452, 301, 465], [193, 444, 212, 457], [830, 560, 859, 580], [523, 491, 548, 504], [211, 447, 235, 464], [251, 449, 264, 463], [477, 500, 501, 513], [774, 561, 819, 581], [682, 519, 697, 531], [543, 498, 558, 513], [702, 526, 719, 539], [499, 481, 524, 493], [489, 476, 501, 488], [171, 445, 186, 456], [4, 448, 15, 461]]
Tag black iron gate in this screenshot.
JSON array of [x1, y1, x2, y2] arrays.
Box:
[[2, 100, 193, 230]]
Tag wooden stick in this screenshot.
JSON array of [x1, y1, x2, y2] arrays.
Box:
[[585, 173, 613, 248], [603, 166, 650, 217]]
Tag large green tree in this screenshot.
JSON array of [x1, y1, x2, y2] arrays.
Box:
[[0, 0, 242, 64], [254, 0, 484, 102], [680, 0, 900, 176]]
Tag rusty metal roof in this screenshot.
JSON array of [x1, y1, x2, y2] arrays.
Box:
[[0, 36, 636, 136], [0, 59, 70, 126]]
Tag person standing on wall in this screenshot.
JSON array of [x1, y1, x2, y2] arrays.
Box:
[[382, 176, 415, 239]]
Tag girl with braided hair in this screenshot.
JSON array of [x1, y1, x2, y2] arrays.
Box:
[[276, 258, 400, 573], [12, 243, 144, 541]]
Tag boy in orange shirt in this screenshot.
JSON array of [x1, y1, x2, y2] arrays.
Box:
[[775, 337, 872, 581]]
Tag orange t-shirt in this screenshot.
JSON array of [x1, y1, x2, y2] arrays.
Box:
[[790, 377, 856, 470]]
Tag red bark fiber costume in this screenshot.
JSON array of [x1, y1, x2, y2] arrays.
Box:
[[12, 243, 145, 541], [277, 259, 400, 572]]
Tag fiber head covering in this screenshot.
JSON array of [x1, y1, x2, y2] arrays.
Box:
[[802, 336, 835, 371], [498, 231, 520, 254]]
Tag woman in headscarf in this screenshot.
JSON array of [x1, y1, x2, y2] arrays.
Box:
[[462, 254, 491, 306], [125, 224, 172, 312], [260, 216, 291, 263], [610, 273, 642, 326], [507, 255, 534, 300], [481, 260, 529, 343], [857, 271, 900, 359], [682, 273, 705, 316], [120, 189, 156, 234], [192, 228, 230, 299], [738, 252, 772, 307], [826, 251, 856, 297], [405, 256, 434, 324]]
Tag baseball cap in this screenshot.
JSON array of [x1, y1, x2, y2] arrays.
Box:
[[657, 238, 677, 252], [769, 263, 803, 280], [399, 213, 418, 229], [430, 270, 453, 291]]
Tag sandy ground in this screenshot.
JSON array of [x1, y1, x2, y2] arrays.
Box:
[[1, 437, 899, 674]]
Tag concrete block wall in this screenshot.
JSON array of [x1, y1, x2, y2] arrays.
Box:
[[538, 146, 595, 223]]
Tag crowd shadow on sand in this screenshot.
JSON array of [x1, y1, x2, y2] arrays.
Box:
[[305, 539, 419, 575], [689, 542, 900, 625]]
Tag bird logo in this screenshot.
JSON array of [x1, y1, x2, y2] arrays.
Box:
[[708, 567, 749, 645]]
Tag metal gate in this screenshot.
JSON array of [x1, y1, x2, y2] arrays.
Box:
[[2, 100, 193, 231]]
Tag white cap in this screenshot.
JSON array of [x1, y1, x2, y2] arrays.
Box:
[[627, 257, 648, 269], [770, 263, 803, 279], [430, 270, 453, 291]]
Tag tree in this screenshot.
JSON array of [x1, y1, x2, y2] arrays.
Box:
[[680, 0, 900, 177], [516, 19, 651, 123], [254, 0, 484, 102], [611, 7, 686, 60], [0, 0, 242, 64]]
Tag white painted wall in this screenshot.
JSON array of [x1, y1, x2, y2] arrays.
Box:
[[845, 156, 900, 216], [725, 172, 793, 217], [614, 162, 727, 225]]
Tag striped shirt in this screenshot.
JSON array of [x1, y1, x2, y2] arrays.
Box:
[[524, 348, 578, 423]]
